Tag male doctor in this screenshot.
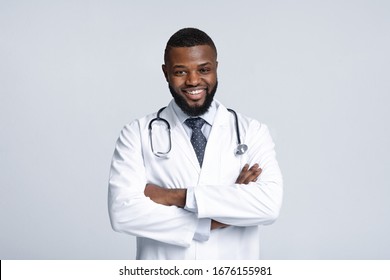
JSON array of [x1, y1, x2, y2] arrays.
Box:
[[108, 28, 283, 259]]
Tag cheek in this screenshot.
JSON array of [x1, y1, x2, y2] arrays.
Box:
[[169, 77, 184, 88], [206, 75, 217, 85]]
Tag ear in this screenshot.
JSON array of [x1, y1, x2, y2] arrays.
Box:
[[216, 61, 218, 69], [162, 64, 169, 82]]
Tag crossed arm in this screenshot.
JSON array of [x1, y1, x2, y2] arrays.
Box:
[[144, 163, 262, 229]]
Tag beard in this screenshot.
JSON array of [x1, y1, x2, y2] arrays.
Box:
[[169, 81, 218, 117]]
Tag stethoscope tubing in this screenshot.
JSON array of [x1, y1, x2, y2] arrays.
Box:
[[148, 106, 247, 157]]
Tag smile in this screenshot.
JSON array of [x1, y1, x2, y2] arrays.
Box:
[[184, 89, 205, 95]]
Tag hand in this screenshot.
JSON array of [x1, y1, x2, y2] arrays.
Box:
[[211, 164, 262, 230], [211, 220, 227, 230], [235, 163, 262, 184], [144, 183, 186, 208]]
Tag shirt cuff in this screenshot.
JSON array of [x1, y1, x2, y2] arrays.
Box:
[[185, 186, 198, 213], [193, 218, 211, 242]]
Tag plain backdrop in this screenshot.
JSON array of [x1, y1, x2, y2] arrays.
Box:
[[1, 0, 389, 259]]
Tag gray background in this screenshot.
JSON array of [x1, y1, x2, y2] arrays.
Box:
[[1, 0, 389, 259]]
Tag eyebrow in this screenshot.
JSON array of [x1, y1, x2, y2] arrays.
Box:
[[172, 62, 213, 68]]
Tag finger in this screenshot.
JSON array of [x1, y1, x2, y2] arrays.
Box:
[[242, 164, 261, 184], [241, 164, 249, 173], [238, 164, 252, 184], [238, 164, 258, 184], [249, 163, 259, 171], [251, 168, 262, 182], [235, 164, 249, 184]]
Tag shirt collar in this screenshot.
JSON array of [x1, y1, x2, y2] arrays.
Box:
[[171, 99, 218, 126]]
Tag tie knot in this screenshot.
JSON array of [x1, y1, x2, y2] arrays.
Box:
[[185, 117, 206, 130]]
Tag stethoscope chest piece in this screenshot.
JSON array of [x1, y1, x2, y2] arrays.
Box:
[[235, 144, 248, 155]]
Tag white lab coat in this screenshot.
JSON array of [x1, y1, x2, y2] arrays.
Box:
[[108, 100, 283, 259]]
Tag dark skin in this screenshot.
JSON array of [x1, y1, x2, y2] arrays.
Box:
[[145, 45, 262, 230], [162, 45, 218, 109]]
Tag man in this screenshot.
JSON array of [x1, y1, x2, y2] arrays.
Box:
[[108, 28, 283, 259]]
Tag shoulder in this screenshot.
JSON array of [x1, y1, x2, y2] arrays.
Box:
[[219, 105, 268, 133], [237, 112, 269, 132], [214, 100, 269, 132], [123, 106, 164, 130], [120, 103, 177, 136], [119, 111, 157, 139]]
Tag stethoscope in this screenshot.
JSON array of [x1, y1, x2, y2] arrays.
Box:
[[148, 107, 248, 158]]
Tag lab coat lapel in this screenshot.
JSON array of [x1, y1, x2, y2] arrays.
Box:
[[201, 104, 230, 175], [162, 103, 201, 172]]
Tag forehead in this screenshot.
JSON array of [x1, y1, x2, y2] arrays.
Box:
[[165, 45, 217, 66]]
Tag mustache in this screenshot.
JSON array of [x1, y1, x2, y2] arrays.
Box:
[[168, 81, 218, 117]]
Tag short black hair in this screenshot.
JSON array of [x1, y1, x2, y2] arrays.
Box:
[[164, 27, 217, 63]]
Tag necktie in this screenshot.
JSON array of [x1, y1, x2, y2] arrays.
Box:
[[185, 117, 207, 167]]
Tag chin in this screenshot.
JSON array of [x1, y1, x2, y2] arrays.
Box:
[[168, 81, 218, 117], [187, 98, 206, 107]]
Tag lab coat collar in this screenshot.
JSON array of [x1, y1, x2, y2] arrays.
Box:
[[171, 99, 218, 126], [166, 99, 229, 129], [159, 99, 231, 172]]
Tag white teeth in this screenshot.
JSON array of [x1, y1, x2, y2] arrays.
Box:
[[186, 89, 203, 95]]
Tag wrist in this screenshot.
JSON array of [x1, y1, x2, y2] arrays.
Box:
[[169, 189, 186, 208]]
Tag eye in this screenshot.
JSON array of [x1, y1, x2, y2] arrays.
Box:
[[199, 68, 210, 74], [174, 70, 187, 76]]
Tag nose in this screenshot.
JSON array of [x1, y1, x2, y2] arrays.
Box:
[[185, 71, 200, 86]]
